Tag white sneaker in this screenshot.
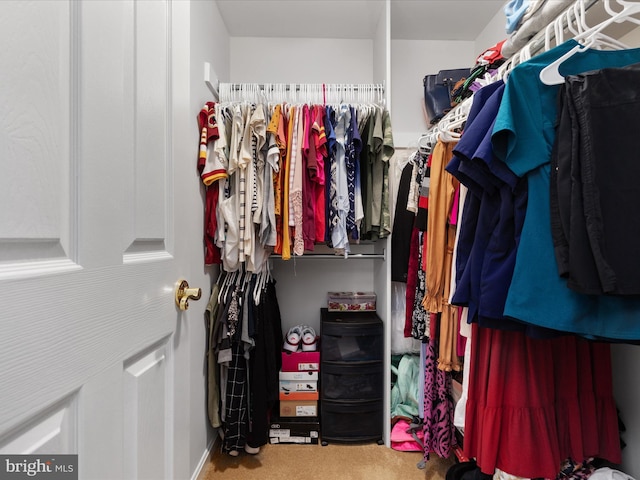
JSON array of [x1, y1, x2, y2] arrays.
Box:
[[283, 325, 303, 352], [301, 326, 318, 352]]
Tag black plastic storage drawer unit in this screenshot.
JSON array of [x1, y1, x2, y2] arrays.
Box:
[[321, 362, 384, 400], [320, 308, 384, 445]]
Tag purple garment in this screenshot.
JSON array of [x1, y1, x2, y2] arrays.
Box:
[[422, 332, 455, 461]]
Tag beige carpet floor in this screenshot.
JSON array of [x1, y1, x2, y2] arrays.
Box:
[[200, 441, 455, 480]]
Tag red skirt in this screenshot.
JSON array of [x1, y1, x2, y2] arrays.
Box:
[[464, 324, 620, 478]]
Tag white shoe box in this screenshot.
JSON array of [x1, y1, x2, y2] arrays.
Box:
[[279, 371, 319, 393]]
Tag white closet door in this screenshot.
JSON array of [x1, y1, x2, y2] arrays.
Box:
[[0, 1, 206, 479]]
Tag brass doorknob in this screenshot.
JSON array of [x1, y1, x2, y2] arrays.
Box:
[[175, 279, 202, 311]]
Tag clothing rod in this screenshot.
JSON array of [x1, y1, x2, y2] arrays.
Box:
[[272, 253, 386, 260]]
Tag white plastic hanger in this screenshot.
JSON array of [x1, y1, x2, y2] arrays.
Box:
[[539, 0, 638, 85], [252, 271, 263, 305], [605, 0, 640, 21], [436, 113, 462, 142], [436, 94, 473, 142], [218, 269, 235, 304], [539, 42, 588, 85], [418, 130, 438, 153], [437, 128, 461, 143], [215, 268, 226, 289]]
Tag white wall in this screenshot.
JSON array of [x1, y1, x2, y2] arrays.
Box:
[[373, 0, 389, 86], [373, 0, 390, 110], [390, 39, 476, 147], [388, 6, 507, 149], [230, 37, 373, 83], [474, 5, 507, 57], [188, 0, 230, 475], [192, 0, 230, 90], [274, 258, 378, 334]]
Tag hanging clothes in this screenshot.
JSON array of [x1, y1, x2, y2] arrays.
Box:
[[410, 231, 429, 340], [493, 40, 640, 340], [463, 323, 620, 479], [551, 63, 640, 296], [302, 105, 316, 251], [204, 97, 393, 271], [215, 273, 249, 454], [260, 106, 279, 248], [332, 105, 351, 254], [246, 277, 283, 448], [312, 105, 328, 242], [445, 79, 552, 336], [325, 106, 338, 246], [421, 325, 456, 462], [197, 102, 227, 266], [290, 105, 304, 256], [210, 270, 283, 454], [379, 108, 394, 238], [205, 280, 222, 429], [396, 35, 640, 477], [421, 139, 461, 372], [391, 160, 417, 283], [432, 39, 640, 478]]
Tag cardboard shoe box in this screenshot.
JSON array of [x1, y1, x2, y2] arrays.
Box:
[[269, 415, 320, 445], [279, 399, 318, 418]]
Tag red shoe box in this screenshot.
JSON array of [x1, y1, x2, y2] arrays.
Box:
[[281, 351, 320, 372]]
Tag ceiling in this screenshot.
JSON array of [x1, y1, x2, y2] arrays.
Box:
[[390, 1, 505, 40], [216, 0, 507, 41]]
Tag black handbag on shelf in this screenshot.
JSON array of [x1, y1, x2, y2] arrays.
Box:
[[423, 68, 470, 124]]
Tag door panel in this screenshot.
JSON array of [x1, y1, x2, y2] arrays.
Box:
[[128, 0, 169, 256], [0, 1, 202, 479], [0, 0, 74, 271], [0, 396, 78, 455], [124, 339, 172, 480]]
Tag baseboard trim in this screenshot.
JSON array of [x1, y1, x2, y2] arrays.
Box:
[[192, 431, 219, 480]]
